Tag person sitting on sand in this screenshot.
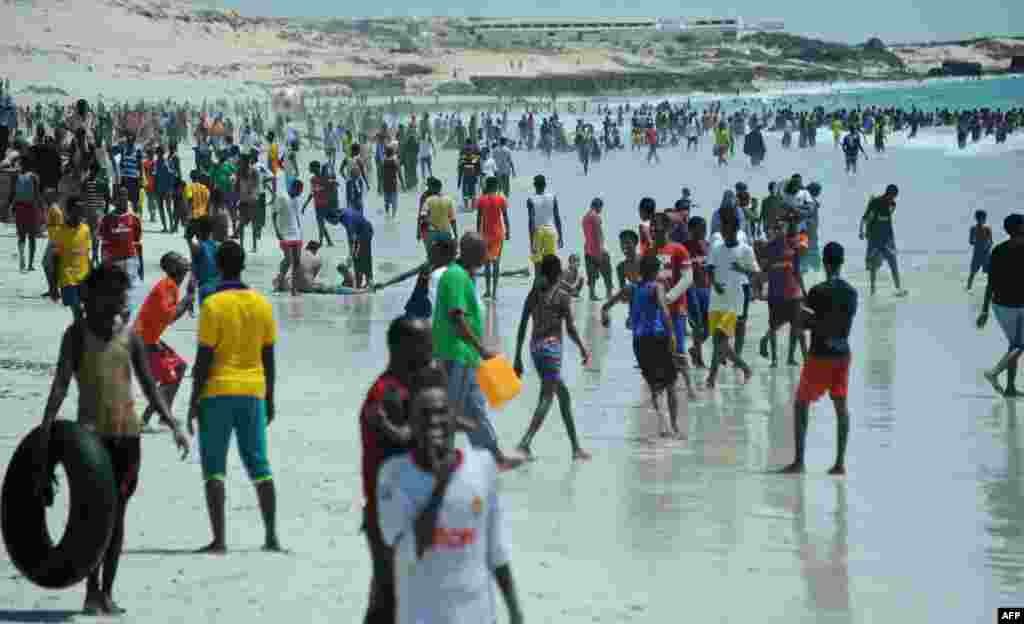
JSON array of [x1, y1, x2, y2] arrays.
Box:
[[38, 264, 189, 615], [778, 242, 857, 475], [513, 254, 591, 460]]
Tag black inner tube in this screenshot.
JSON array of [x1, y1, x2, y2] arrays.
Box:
[[2, 421, 119, 589]]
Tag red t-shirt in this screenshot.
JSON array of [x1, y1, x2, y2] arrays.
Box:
[[143, 159, 156, 193], [646, 127, 657, 145], [652, 241, 691, 315], [582, 210, 603, 258], [99, 212, 142, 261], [683, 239, 710, 289], [360, 374, 411, 523], [310, 175, 333, 210]]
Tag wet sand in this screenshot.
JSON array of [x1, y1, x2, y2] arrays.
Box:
[[1, 127, 1023, 622]]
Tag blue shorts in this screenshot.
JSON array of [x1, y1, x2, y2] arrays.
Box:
[[530, 337, 563, 382], [993, 304, 1024, 350], [383, 191, 398, 209], [671, 314, 688, 355], [198, 396, 272, 482], [686, 287, 710, 334], [61, 284, 82, 308]]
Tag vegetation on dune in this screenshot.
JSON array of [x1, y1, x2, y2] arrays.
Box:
[[745, 32, 905, 69]]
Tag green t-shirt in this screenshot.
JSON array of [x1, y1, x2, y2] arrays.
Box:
[[210, 162, 236, 194], [432, 263, 482, 368]]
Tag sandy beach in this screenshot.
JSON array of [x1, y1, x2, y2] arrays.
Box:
[[2, 119, 1024, 623]]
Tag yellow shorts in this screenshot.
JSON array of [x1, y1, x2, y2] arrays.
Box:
[[531, 225, 557, 264], [708, 310, 738, 338]]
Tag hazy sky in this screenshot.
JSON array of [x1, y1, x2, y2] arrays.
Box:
[[209, 0, 1021, 45]]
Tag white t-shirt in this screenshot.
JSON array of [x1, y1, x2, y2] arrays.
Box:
[[275, 194, 303, 242], [481, 157, 497, 179], [377, 448, 509, 624], [707, 240, 758, 314], [428, 266, 448, 307], [529, 193, 557, 228]]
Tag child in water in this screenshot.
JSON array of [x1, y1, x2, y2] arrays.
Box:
[[966, 209, 992, 292]]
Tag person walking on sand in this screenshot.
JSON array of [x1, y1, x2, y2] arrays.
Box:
[[977, 213, 1024, 398], [581, 197, 614, 301], [376, 365, 525, 624], [649, 212, 697, 399], [966, 209, 992, 292], [359, 317, 433, 624], [433, 232, 524, 469], [758, 215, 808, 368], [602, 254, 684, 438], [10, 156, 42, 272], [527, 175, 563, 272], [778, 242, 857, 475], [859, 184, 907, 297], [705, 208, 758, 389], [513, 254, 591, 461], [38, 264, 189, 615], [476, 176, 510, 300], [98, 190, 143, 320], [841, 127, 868, 175], [187, 241, 281, 553], [272, 178, 304, 296], [52, 197, 92, 322], [135, 252, 195, 431]]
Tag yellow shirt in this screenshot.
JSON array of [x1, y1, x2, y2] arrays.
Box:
[[198, 286, 277, 399], [54, 223, 91, 288], [185, 182, 210, 219], [426, 195, 455, 232], [46, 204, 64, 241]]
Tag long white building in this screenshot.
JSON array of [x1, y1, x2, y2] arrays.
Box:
[[463, 16, 784, 39]]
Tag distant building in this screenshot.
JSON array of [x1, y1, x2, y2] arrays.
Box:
[[461, 16, 783, 42]]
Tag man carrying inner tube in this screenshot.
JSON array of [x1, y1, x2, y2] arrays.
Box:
[[37, 263, 190, 616]]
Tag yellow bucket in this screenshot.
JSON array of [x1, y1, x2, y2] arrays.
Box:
[[477, 355, 522, 410]]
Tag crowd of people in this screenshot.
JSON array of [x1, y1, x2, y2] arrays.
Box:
[[3, 83, 1023, 623]]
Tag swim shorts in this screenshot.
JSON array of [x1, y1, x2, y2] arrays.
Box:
[[636, 335, 677, 391], [279, 239, 303, 252], [145, 342, 187, 385], [708, 310, 738, 338], [796, 356, 851, 404], [61, 284, 82, 309], [102, 436, 141, 500], [198, 396, 272, 482], [530, 336, 563, 382], [531, 224, 558, 264], [671, 314, 688, 355]]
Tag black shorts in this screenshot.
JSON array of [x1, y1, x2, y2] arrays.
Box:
[[102, 436, 141, 501], [636, 335, 677, 390], [584, 252, 610, 281], [769, 299, 801, 329], [122, 177, 140, 204], [355, 238, 373, 277], [210, 188, 224, 208]]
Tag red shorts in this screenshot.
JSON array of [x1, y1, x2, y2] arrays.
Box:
[[795, 356, 851, 404], [279, 240, 302, 251], [146, 342, 187, 385], [14, 201, 41, 237]]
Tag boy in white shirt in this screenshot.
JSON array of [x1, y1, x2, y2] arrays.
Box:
[[706, 207, 758, 389], [377, 366, 524, 624]]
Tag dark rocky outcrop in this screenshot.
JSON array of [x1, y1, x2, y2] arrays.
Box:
[[1011, 55, 1024, 72]]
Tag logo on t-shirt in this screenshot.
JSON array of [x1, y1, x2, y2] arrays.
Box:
[[471, 496, 483, 515]]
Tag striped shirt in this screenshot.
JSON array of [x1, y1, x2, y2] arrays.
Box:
[[118, 146, 142, 180], [81, 178, 108, 219]]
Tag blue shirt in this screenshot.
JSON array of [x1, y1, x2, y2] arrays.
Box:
[[114, 144, 142, 179], [340, 209, 374, 242], [629, 282, 667, 338]]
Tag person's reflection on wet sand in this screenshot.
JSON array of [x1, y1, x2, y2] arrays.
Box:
[[982, 400, 1024, 593], [794, 477, 851, 619], [581, 305, 609, 380], [343, 294, 373, 353]]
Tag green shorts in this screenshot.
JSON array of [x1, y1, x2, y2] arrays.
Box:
[[198, 396, 272, 483]]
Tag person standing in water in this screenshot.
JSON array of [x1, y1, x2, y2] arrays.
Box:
[[966, 209, 992, 292], [779, 242, 857, 476], [582, 197, 614, 301], [188, 241, 281, 553], [513, 254, 591, 460], [602, 254, 684, 438], [859, 184, 907, 296], [977, 213, 1024, 398], [841, 127, 868, 175], [39, 264, 189, 615]]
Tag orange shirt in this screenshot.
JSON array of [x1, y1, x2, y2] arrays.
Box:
[[476, 193, 507, 241], [135, 276, 180, 345]]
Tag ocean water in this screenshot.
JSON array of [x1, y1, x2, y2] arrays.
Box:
[[3, 77, 1024, 622]]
